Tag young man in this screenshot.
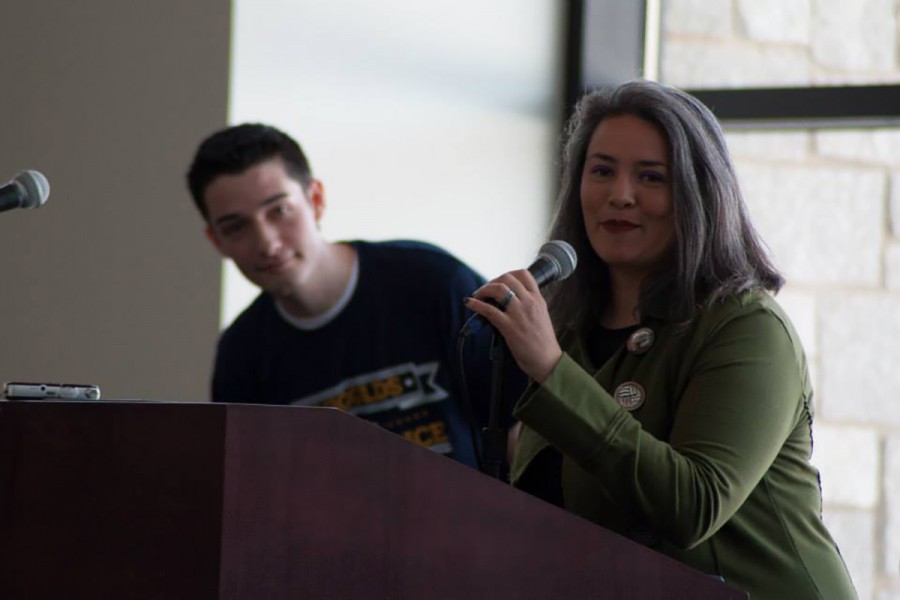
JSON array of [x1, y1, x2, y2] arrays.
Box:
[[187, 123, 520, 469]]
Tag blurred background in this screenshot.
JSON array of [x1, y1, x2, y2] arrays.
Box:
[[1, 1, 898, 596], [224, 0, 562, 323]]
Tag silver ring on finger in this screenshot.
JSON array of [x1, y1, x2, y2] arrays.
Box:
[[499, 288, 517, 309]]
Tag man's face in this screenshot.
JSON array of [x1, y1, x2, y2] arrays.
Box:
[[203, 157, 326, 299]]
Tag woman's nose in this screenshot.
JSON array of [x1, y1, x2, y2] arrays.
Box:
[[608, 175, 636, 208]]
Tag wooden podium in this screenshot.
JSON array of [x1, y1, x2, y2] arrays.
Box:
[[0, 401, 746, 599]]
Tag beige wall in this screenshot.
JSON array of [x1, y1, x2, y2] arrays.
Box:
[[0, 1, 230, 402]]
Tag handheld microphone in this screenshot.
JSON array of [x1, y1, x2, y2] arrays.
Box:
[[524, 240, 578, 287], [0, 170, 50, 213], [461, 240, 577, 337]]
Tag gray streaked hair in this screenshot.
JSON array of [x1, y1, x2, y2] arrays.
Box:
[[544, 80, 783, 332]]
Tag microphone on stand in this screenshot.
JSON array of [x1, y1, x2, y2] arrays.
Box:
[[0, 170, 50, 214], [459, 239, 577, 478]]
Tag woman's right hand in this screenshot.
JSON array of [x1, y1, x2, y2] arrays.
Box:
[[465, 269, 563, 384]]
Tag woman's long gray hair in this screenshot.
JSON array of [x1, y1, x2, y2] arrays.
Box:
[[544, 80, 783, 332]]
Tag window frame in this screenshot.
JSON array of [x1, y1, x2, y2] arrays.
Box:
[[566, 0, 900, 130]]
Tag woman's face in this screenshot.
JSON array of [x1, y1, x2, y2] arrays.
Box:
[[580, 114, 675, 283]]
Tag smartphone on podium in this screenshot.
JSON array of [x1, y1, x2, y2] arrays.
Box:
[[2, 381, 101, 400]]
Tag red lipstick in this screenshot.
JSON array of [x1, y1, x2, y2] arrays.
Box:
[[600, 219, 639, 233]]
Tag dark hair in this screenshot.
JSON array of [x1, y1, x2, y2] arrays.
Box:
[[186, 123, 314, 220], [545, 80, 784, 331]]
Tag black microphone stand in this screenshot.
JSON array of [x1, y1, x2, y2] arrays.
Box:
[[482, 328, 510, 480]]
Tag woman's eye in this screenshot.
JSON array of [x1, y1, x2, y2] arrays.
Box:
[[640, 171, 667, 184], [590, 164, 613, 177]]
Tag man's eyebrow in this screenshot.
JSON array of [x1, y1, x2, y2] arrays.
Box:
[[213, 192, 288, 227]]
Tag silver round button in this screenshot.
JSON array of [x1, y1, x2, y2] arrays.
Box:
[[614, 381, 645, 411], [626, 327, 655, 355]]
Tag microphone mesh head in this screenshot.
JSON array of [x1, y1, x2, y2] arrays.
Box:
[[15, 170, 50, 209], [539, 240, 577, 281]]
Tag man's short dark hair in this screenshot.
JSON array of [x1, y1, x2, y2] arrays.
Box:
[[187, 123, 314, 220]]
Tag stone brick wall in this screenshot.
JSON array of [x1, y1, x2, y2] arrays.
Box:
[[661, 1, 900, 598]]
